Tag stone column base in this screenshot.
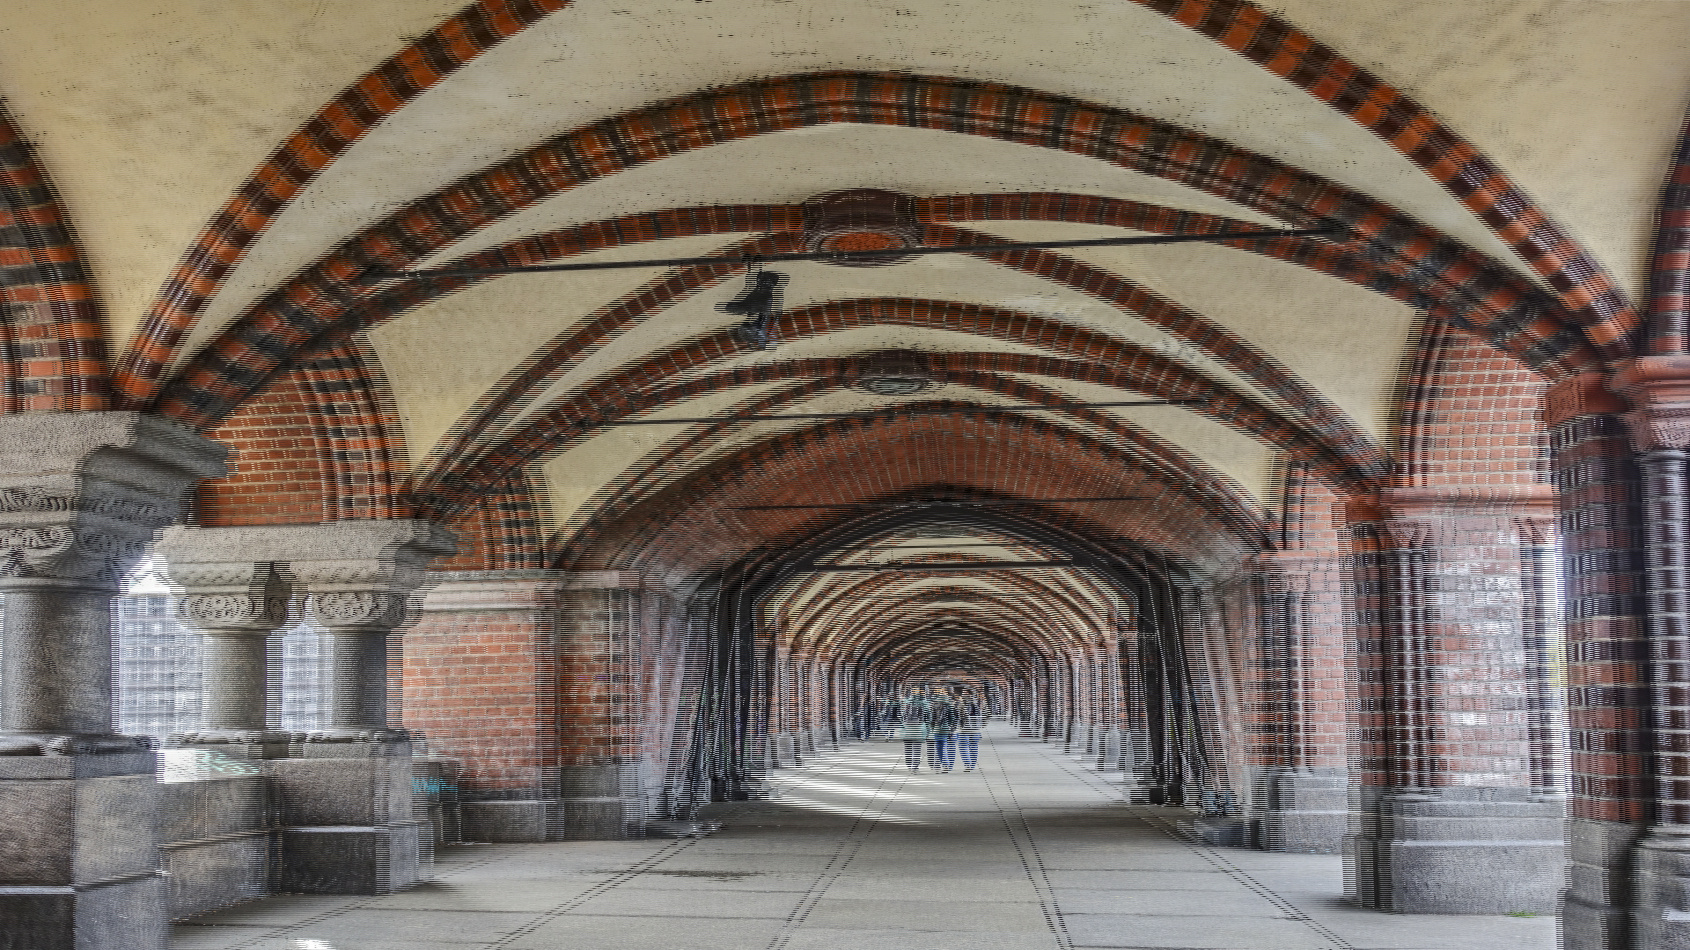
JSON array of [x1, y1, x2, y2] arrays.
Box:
[[1634, 834, 1690, 950], [0, 875, 167, 950], [267, 739, 422, 894], [0, 742, 166, 950], [1260, 770, 1346, 854], [156, 757, 274, 920], [461, 800, 565, 843], [772, 732, 800, 767], [559, 764, 643, 839], [280, 822, 422, 895], [1094, 728, 1121, 770], [1354, 788, 1565, 914], [167, 730, 296, 761], [1562, 817, 1641, 950]]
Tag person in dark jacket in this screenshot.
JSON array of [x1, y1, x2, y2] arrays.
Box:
[[878, 690, 903, 741], [928, 688, 961, 772], [957, 688, 986, 771], [896, 687, 933, 769]]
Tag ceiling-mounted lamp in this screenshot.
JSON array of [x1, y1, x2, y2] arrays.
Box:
[[720, 268, 787, 350]]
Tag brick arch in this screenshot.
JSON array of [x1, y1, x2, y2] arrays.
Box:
[[0, 102, 111, 412], [1393, 320, 1548, 492], [559, 369, 1267, 553], [307, 193, 1580, 485], [552, 413, 1262, 579], [417, 300, 1380, 518], [794, 550, 1120, 632], [1649, 108, 1690, 353], [158, 70, 1608, 431], [1133, 0, 1635, 349], [195, 366, 333, 526], [111, 0, 573, 406], [809, 573, 1112, 662], [437, 473, 549, 571], [295, 338, 411, 520], [421, 219, 1377, 482]]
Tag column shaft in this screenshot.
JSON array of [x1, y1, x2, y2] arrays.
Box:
[[198, 631, 270, 731], [1, 585, 119, 736]]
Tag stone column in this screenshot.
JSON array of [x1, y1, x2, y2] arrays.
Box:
[[1253, 551, 1347, 854], [259, 520, 455, 895], [1096, 631, 1122, 771], [0, 413, 226, 950], [1346, 490, 1565, 914], [154, 529, 295, 759], [1614, 358, 1690, 950]]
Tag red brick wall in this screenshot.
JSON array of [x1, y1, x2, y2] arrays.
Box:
[[404, 595, 560, 799], [194, 369, 329, 526]]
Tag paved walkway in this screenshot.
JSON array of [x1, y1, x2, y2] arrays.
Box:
[[172, 727, 1556, 950]]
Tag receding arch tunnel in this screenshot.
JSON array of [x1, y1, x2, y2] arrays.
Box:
[[0, 2, 1682, 948]]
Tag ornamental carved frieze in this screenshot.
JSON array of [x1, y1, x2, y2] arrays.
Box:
[[178, 593, 291, 631], [0, 514, 154, 583], [313, 591, 409, 629]]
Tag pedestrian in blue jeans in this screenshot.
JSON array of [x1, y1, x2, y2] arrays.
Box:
[[928, 688, 960, 772], [957, 688, 986, 771]]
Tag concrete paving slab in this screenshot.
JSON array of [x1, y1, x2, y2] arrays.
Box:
[[1045, 869, 1240, 890], [822, 878, 1044, 903], [1065, 913, 1328, 948], [369, 877, 605, 911], [504, 913, 789, 949], [572, 887, 807, 919], [168, 924, 279, 950], [782, 926, 1060, 949], [184, 895, 362, 927], [625, 869, 816, 891], [801, 896, 1052, 932], [277, 908, 535, 945], [1054, 887, 1289, 917]]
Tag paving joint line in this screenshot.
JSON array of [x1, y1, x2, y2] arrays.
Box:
[[761, 740, 913, 950], [983, 727, 1074, 950], [1034, 740, 1357, 950]]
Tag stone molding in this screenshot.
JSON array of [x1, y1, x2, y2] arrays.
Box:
[[0, 413, 226, 587], [1251, 550, 1331, 592], [1610, 354, 1690, 452], [1544, 371, 1628, 428], [420, 570, 569, 614], [1356, 486, 1557, 549]]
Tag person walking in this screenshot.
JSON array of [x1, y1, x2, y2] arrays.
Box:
[[896, 686, 932, 769], [957, 688, 986, 772], [879, 690, 903, 742], [928, 687, 960, 772]]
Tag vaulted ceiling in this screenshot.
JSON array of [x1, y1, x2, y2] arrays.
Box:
[[1, 0, 1685, 582]]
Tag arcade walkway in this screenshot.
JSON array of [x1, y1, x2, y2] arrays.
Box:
[[170, 728, 1555, 950]]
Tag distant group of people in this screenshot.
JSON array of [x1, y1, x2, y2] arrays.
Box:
[[880, 684, 987, 773]]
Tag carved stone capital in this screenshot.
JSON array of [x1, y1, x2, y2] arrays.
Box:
[[0, 413, 227, 588], [1253, 550, 1327, 591], [159, 519, 456, 633], [1364, 486, 1557, 550], [1544, 371, 1627, 428], [313, 590, 409, 630], [177, 592, 290, 632], [1610, 355, 1690, 452]]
